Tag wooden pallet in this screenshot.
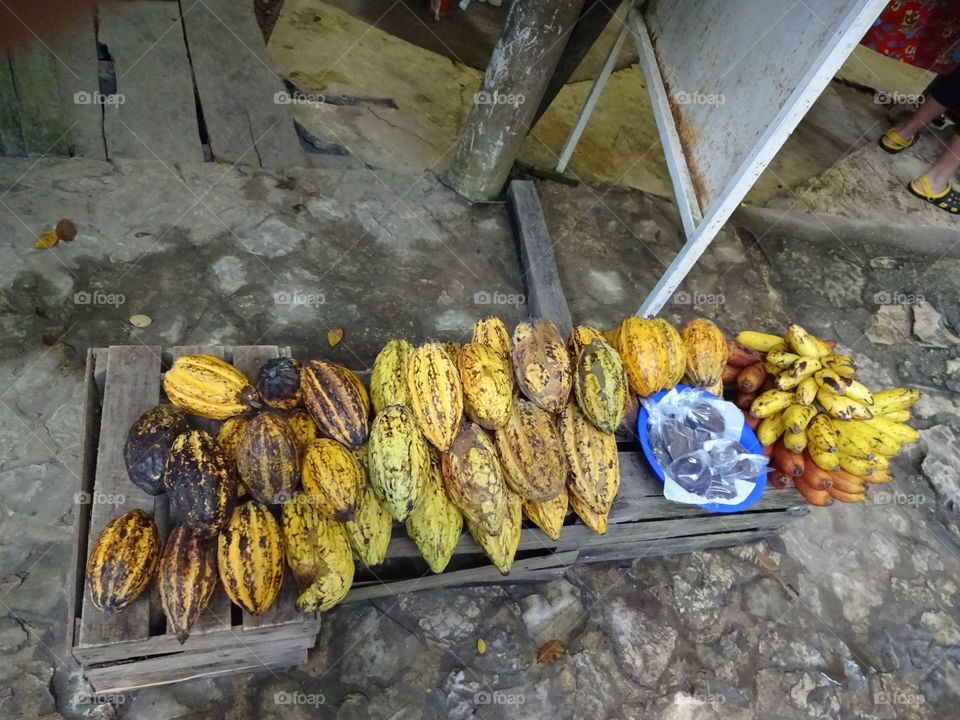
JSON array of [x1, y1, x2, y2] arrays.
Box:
[[68, 345, 320, 694]]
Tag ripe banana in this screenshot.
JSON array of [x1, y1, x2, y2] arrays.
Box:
[[784, 324, 831, 358], [784, 428, 807, 452], [807, 414, 838, 453], [750, 390, 795, 418], [863, 417, 919, 445], [771, 441, 804, 477], [795, 377, 818, 405], [795, 477, 833, 506], [865, 468, 893, 484], [789, 357, 823, 380], [871, 388, 920, 414], [775, 372, 804, 391], [737, 331, 784, 352], [783, 404, 817, 434], [832, 419, 900, 458], [767, 348, 800, 370], [816, 387, 873, 421], [808, 443, 840, 472], [815, 369, 850, 395], [757, 412, 786, 446], [822, 353, 858, 378], [840, 378, 874, 406], [880, 409, 911, 422], [836, 452, 887, 476], [828, 468, 868, 495]]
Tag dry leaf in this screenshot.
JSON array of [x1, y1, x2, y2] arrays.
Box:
[[327, 327, 344, 347], [476, 638, 486, 654], [536, 639, 564, 663], [34, 230, 58, 249], [754, 550, 780, 572], [129, 314, 152, 328]]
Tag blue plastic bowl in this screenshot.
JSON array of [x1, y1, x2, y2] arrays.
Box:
[[637, 384, 766, 513]]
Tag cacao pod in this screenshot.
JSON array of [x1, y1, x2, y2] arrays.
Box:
[[459, 342, 513, 431], [300, 360, 369, 449], [569, 489, 608, 535], [441, 422, 507, 536], [602, 327, 621, 352], [341, 366, 371, 418], [681, 318, 728, 388], [559, 403, 620, 516], [164, 430, 236, 537], [406, 447, 463, 573], [235, 413, 301, 505], [286, 409, 321, 449], [494, 399, 567, 502], [467, 490, 522, 575], [368, 405, 430, 521], [573, 338, 627, 434], [255, 357, 302, 410], [301, 438, 362, 522], [406, 342, 463, 451], [619, 316, 669, 397], [158, 523, 218, 643], [216, 416, 247, 464], [217, 501, 284, 616], [371, 339, 413, 413], [443, 341, 462, 367], [281, 495, 354, 612], [163, 354, 260, 420], [522, 485, 568, 542], [86, 508, 160, 612], [618, 391, 640, 440], [568, 325, 604, 362], [342, 451, 393, 567], [511, 318, 572, 413], [652, 318, 686, 390], [472, 316, 510, 359], [124, 405, 189, 496]]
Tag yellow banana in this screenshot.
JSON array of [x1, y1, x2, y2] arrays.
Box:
[[841, 379, 874, 406], [767, 348, 800, 369], [837, 452, 887, 476], [784, 428, 807, 452], [737, 331, 784, 352], [871, 388, 920, 414], [838, 419, 901, 457], [863, 417, 919, 445], [789, 356, 823, 380], [784, 324, 832, 358], [775, 371, 804, 391], [807, 414, 838, 453], [809, 443, 840, 471], [830, 420, 885, 459], [865, 468, 893, 484], [750, 390, 796, 418], [815, 369, 851, 395], [783, 404, 817, 434], [796, 377, 818, 405], [817, 387, 873, 421], [880, 409, 911, 422], [757, 412, 786, 446], [765, 360, 785, 375], [822, 353, 858, 378]]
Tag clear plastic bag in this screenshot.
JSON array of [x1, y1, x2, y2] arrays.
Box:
[[644, 388, 768, 505]]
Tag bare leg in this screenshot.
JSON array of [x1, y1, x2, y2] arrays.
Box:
[[895, 98, 949, 137], [914, 133, 960, 193]]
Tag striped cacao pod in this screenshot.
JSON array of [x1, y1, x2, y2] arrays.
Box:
[[494, 399, 567, 502], [281, 495, 354, 612], [86, 509, 160, 613], [342, 450, 393, 567], [216, 416, 247, 464], [371, 339, 413, 413], [619, 317, 669, 397], [443, 342, 462, 367], [559, 403, 620, 517], [341, 366, 371, 418], [569, 488, 608, 535], [522, 485, 568, 542], [255, 357, 302, 410], [573, 338, 627, 435], [467, 489, 522, 575], [300, 360, 369, 449], [235, 413, 301, 505], [164, 430, 237, 537], [472, 316, 511, 359], [459, 342, 513, 431], [681, 318, 728, 388], [652, 318, 686, 390], [406, 447, 463, 573], [441, 421, 507, 536], [568, 325, 605, 362], [158, 523, 218, 644], [163, 354, 260, 420], [368, 405, 430, 521], [124, 405, 189, 496], [301, 438, 362, 522], [511, 318, 572, 414], [406, 343, 464, 452], [286, 409, 321, 450], [217, 501, 284, 616]]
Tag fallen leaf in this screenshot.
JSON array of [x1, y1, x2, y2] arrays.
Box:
[[34, 230, 58, 249], [129, 314, 152, 328], [754, 550, 780, 572], [476, 638, 486, 654], [327, 327, 344, 347], [537, 639, 565, 663]]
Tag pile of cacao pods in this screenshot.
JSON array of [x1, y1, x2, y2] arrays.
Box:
[[86, 314, 731, 641]]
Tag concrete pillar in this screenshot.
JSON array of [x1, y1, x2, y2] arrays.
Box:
[[446, 0, 587, 202]]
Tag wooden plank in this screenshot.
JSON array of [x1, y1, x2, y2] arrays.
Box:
[[180, 0, 305, 168], [98, 1, 203, 164], [53, 5, 107, 159], [508, 180, 574, 339], [577, 527, 774, 563], [0, 52, 25, 156], [9, 43, 69, 155], [78, 346, 162, 648]]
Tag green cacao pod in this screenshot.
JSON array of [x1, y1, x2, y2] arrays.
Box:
[[573, 338, 627, 434], [368, 405, 430, 522], [371, 339, 413, 413], [559, 402, 620, 517], [164, 430, 237, 537], [301, 438, 362, 522], [124, 405, 190, 496], [406, 447, 463, 573], [467, 489, 522, 575], [342, 452, 393, 568], [86, 509, 160, 613]]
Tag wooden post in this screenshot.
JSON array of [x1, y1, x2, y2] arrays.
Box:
[[446, 0, 587, 203]]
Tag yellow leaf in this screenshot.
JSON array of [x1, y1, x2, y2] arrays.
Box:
[[327, 327, 344, 347], [476, 638, 486, 654], [537, 639, 565, 663], [34, 230, 58, 249]]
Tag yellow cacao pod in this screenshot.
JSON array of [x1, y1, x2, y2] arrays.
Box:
[[164, 430, 237, 537], [341, 366, 371, 418], [494, 399, 567, 502], [158, 523, 218, 644], [569, 489, 608, 535], [652, 318, 687, 390], [568, 325, 605, 362], [281, 495, 354, 612], [522, 485, 568, 542], [235, 413, 301, 505], [472, 316, 511, 359], [459, 342, 513, 431], [217, 501, 284, 616], [619, 317, 669, 397], [443, 342, 462, 367], [368, 405, 430, 521], [300, 360, 369, 450], [86, 509, 159, 613], [371, 339, 413, 413], [301, 438, 362, 522], [573, 339, 627, 434], [467, 490, 522, 575], [602, 327, 621, 352], [163, 354, 260, 420], [407, 343, 464, 451], [216, 416, 247, 464], [681, 318, 728, 388], [343, 481, 393, 568], [559, 403, 620, 517], [286, 409, 321, 450], [406, 447, 463, 573], [441, 421, 507, 537], [511, 318, 572, 413]]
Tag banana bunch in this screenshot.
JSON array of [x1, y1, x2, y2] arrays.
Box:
[[729, 324, 921, 506]]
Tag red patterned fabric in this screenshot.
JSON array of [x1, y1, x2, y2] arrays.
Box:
[[861, 0, 960, 74]]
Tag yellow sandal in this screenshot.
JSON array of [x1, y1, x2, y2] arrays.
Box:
[[908, 175, 960, 214], [880, 128, 918, 154]]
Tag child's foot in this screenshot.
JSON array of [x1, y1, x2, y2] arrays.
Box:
[[879, 127, 918, 153], [908, 175, 960, 214]]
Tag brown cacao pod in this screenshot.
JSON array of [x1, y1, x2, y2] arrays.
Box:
[[619, 316, 669, 397], [681, 318, 728, 388], [217, 501, 284, 616], [255, 357, 302, 410], [494, 399, 567, 502], [86, 509, 160, 613], [341, 366, 371, 418], [301, 438, 362, 522], [124, 405, 190, 496], [472, 316, 510, 359], [158, 523, 218, 643], [459, 342, 513, 431], [573, 338, 627, 434], [300, 360, 369, 449], [511, 318, 572, 413], [368, 404, 430, 522], [466, 489, 522, 575], [559, 403, 620, 516], [406, 342, 464, 451], [164, 430, 236, 537], [522, 485, 568, 542], [441, 421, 507, 537], [652, 318, 686, 390], [371, 339, 413, 413], [235, 413, 301, 505]]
